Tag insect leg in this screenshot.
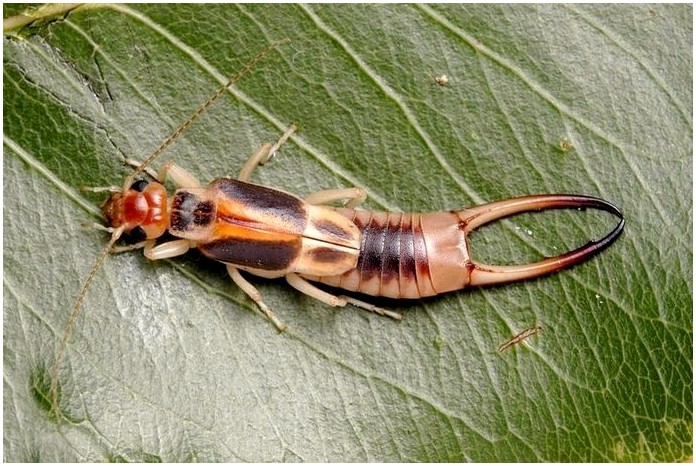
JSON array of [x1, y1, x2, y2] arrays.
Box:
[[267, 123, 297, 158], [286, 274, 402, 319], [123, 159, 201, 188], [111, 239, 153, 254], [85, 222, 123, 233], [156, 162, 201, 187], [84, 222, 143, 251], [286, 273, 348, 307], [237, 124, 297, 182], [143, 239, 192, 260], [227, 265, 286, 332], [237, 143, 272, 182], [339, 295, 403, 320], [304, 187, 366, 208], [124, 158, 159, 180]]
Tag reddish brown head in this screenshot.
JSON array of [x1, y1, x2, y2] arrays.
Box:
[[102, 180, 169, 243]]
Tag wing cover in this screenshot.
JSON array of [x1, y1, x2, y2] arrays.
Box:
[[197, 179, 307, 270]]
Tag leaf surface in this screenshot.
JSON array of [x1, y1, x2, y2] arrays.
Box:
[[4, 4, 692, 461]]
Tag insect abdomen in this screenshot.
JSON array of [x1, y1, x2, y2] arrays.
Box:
[[305, 210, 470, 299]]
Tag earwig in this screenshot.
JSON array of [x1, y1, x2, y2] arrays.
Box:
[[51, 39, 625, 422], [499, 326, 543, 352]]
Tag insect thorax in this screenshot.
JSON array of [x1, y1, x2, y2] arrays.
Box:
[[169, 188, 217, 241]]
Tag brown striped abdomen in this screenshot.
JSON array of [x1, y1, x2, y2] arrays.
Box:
[[303, 209, 473, 299]]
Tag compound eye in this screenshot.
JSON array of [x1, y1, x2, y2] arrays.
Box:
[[123, 226, 147, 244], [130, 179, 149, 192]]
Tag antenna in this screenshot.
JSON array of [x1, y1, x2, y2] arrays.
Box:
[[123, 38, 290, 190], [51, 39, 290, 422], [50, 226, 124, 422]]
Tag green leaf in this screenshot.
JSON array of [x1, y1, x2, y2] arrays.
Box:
[[4, 4, 691, 461]]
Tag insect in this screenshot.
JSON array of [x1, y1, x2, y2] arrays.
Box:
[[51, 40, 625, 421], [498, 326, 543, 352]]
